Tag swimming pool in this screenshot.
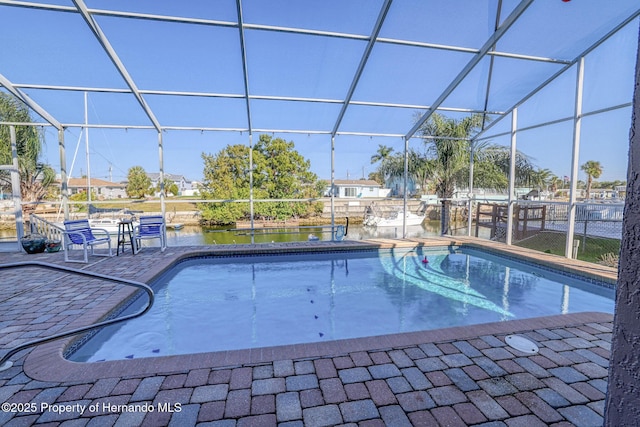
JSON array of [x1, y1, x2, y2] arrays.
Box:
[[68, 247, 615, 362]]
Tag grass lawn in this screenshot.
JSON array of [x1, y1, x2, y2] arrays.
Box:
[[90, 198, 200, 212], [514, 231, 621, 264]]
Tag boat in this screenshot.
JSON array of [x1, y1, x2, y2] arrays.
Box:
[[88, 214, 138, 234], [88, 218, 122, 233], [364, 204, 425, 227]]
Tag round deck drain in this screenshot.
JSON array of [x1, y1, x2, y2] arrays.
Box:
[[505, 335, 539, 354]]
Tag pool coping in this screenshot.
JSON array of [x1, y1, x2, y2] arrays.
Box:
[[23, 237, 617, 383]]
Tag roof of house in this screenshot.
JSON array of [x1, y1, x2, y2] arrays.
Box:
[[146, 173, 191, 182], [333, 180, 381, 187], [65, 178, 125, 188]]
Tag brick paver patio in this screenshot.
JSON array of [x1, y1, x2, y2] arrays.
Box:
[[0, 238, 614, 426]]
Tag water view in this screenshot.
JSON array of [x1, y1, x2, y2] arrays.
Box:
[[0, 220, 475, 247], [165, 220, 459, 246]]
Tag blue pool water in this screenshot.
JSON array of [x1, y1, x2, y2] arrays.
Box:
[[69, 247, 615, 362]]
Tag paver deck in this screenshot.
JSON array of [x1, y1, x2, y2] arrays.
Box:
[[0, 237, 615, 426]]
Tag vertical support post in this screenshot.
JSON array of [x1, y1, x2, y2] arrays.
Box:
[[9, 126, 24, 243], [249, 132, 254, 244], [506, 108, 518, 245], [84, 91, 91, 218], [467, 141, 475, 236], [158, 131, 165, 219], [330, 136, 335, 240], [402, 136, 409, 238], [491, 205, 497, 239], [566, 57, 585, 259], [59, 128, 69, 219]]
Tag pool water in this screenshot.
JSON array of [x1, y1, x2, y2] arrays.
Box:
[[69, 248, 615, 362]]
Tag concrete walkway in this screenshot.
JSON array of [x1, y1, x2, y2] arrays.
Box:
[[0, 238, 614, 426]]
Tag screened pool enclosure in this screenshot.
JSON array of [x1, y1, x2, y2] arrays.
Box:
[[1, 0, 638, 260]]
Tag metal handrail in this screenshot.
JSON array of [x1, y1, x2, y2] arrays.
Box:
[[0, 261, 154, 371], [29, 213, 65, 247]]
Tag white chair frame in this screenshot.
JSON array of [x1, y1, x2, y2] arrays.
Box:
[[63, 219, 113, 263], [133, 215, 167, 253]]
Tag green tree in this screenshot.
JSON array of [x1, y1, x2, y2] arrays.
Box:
[[126, 166, 151, 198], [0, 93, 43, 167], [0, 93, 56, 216], [529, 168, 553, 192], [592, 179, 625, 189], [370, 144, 398, 186], [370, 144, 394, 166], [548, 175, 561, 195], [478, 144, 537, 188], [419, 113, 484, 234], [417, 113, 537, 234], [199, 144, 257, 224], [581, 160, 603, 199], [19, 159, 56, 210], [199, 135, 322, 224], [68, 189, 97, 212], [157, 178, 179, 197], [368, 171, 385, 185]]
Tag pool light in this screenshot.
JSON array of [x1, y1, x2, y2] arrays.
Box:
[[505, 334, 539, 354]]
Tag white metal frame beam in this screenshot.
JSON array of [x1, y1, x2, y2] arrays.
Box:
[[405, 0, 535, 140], [331, 0, 393, 136], [474, 7, 640, 142], [70, 0, 162, 132], [0, 1, 574, 64], [10, 83, 505, 117], [235, 0, 253, 133], [0, 73, 62, 130]]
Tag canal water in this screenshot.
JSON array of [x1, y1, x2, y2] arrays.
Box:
[[165, 221, 453, 246], [1, 221, 472, 246]]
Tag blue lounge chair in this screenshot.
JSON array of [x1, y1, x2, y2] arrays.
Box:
[[133, 215, 167, 253], [63, 219, 113, 263]]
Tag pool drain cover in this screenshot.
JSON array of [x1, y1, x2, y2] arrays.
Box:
[[505, 335, 539, 354]]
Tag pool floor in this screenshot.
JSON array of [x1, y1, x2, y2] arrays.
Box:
[[69, 247, 614, 362]]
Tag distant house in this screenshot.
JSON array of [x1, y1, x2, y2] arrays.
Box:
[[327, 180, 390, 198], [65, 177, 127, 199], [385, 176, 418, 197], [146, 173, 194, 196], [182, 180, 201, 197]]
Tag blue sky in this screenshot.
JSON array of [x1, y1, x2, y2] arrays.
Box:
[[1, 0, 638, 184]]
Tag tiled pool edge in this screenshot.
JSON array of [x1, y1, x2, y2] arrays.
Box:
[[24, 311, 613, 383], [413, 236, 618, 285], [22, 237, 618, 383]]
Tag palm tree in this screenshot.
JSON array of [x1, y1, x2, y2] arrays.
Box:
[[407, 150, 434, 195], [371, 146, 436, 196], [370, 144, 396, 186], [1, 93, 55, 217], [370, 144, 394, 165], [0, 93, 44, 166], [530, 168, 553, 192], [417, 113, 541, 234], [419, 113, 484, 234], [482, 145, 537, 187], [548, 175, 561, 196], [580, 160, 603, 199], [18, 159, 56, 216]]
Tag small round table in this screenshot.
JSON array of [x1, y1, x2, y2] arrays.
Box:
[[117, 219, 136, 256]]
